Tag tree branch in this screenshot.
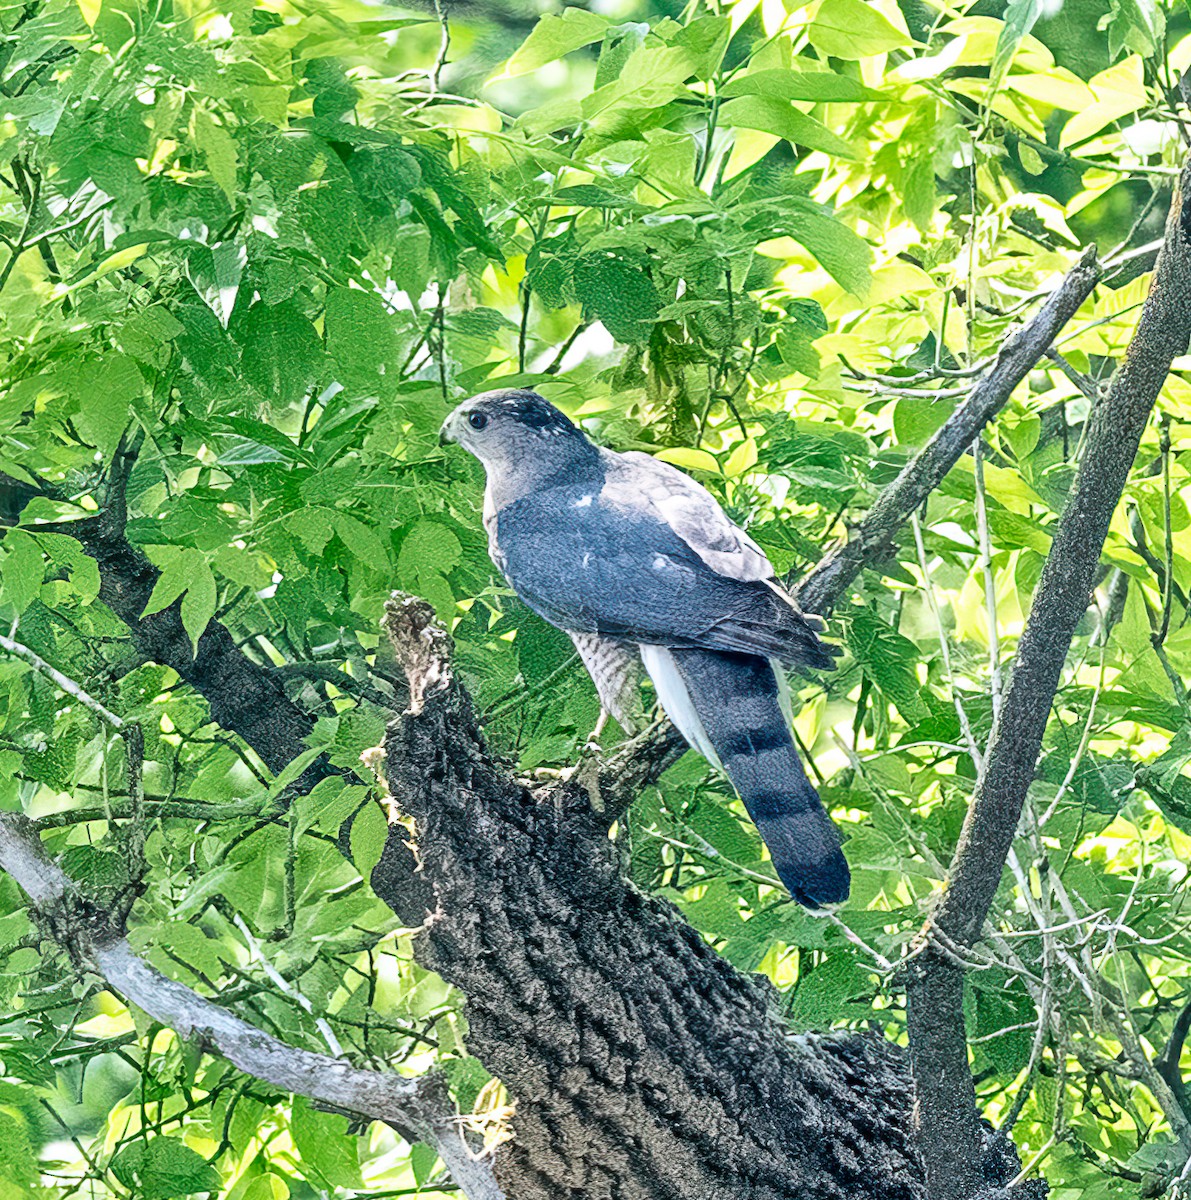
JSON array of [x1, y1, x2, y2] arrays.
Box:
[[906, 162, 1191, 1200], [0, 810, 504, 1200], [797, 245, 1102, 617], [376, 593, 942, 1199]]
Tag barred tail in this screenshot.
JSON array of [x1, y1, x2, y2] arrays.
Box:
[[640, 645, 850, 909]]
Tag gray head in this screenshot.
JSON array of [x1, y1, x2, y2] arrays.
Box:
[[439, 389, 596, 483]]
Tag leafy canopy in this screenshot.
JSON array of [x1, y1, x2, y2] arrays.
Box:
[[0, 0, 1188, 1195]]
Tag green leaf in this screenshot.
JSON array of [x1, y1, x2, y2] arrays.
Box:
[[110, 1138, 220, 1200], [141, 548, 217, 656], [242, 1176, 289, 1200], [847, 606, 931, 724], [325, 286, 397, 388], [501, 8, 610, 79], [784, 955, 872, 1028], [398, 519, 462, 623], [902, 155, 936, 232], [1, 530, 42, 614], [133, 920, 229, 984], [191, 106, 238, 204], [410, 1142, 439, 1185], [719, 96, 857, 160], [215, 416, 312, 466], [335, 513, 390, 572], [70, 354, 143, 457], [1106, 0, 1164, 57], [782, 209, 872, 297], [61, 846, 130, 889], [290, 1097, 362, 1190], [180, 563, 217, 656], [350, 801, 388, 881], [808, 0, 912, 58], [1018, 143, 1047, 175], [572, 252, 660, 344], [991, 0, 1045, 93], [893, 396, 954, 446], [655, 447, 720, 473], [0, 1099, 37, 1188], [672, 14, 731, 80], [232, 300, 324, 407], [720, 68, 885, 102]]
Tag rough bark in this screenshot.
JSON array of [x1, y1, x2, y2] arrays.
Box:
[[376, 596, 1027, 1200], [905, 162, 1191, 1200]]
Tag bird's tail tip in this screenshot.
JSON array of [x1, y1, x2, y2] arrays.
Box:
[[752, 807, 851, 910]]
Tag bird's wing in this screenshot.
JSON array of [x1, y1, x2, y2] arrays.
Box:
[[494, 472, 833, 669], [606, 450, 774, 583]]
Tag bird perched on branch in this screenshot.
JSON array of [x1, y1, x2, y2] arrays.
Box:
[[440, 388, 848, 909]]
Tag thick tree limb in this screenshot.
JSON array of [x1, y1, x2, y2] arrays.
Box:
[[798, 245, 1101, 617], [0, 810, 503, 1200], [906, 163, 1191, 1200], [71, 511, 319, 776], [374, 593, 1042, 1199]]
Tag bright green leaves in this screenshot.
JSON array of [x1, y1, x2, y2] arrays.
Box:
[[719, 97, 858, 160], [67, 354, 144, 457], [0, 1084, 38, 1195], [282, 507, 390, 578], [846, 605, 931, 724], [0, 3, 1182, 1197], [350, 800, 388, 881], [1105, 0, 1164, 58], [190, 105, 238, 204], [132, 919, 232, 987], [0, 530, 42, 615], [398, 520, 461, 622], [573, 252, 661, 344], [334, 512, 390, 572], [290, 1098, 362, 1191], [233, 301, 324, 408], [499, 7, 609, 79], [141, 547, 217, 656], [808, 0, 912, 58], [325, 287, 399, 390], [110, 1139, 220, 1200], [775, 206, 873, 298], [720, 68, 885, 103]]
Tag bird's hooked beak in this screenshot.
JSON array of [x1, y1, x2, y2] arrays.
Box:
[[438, 418, 454, 447]]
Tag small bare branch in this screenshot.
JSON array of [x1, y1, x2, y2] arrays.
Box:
[[798, 245, 1102, 617]]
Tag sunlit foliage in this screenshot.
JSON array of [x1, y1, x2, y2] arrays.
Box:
[[0, 0, 1188, 1194]]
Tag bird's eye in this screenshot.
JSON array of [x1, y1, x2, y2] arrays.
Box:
[[467, 411, 488, 431]]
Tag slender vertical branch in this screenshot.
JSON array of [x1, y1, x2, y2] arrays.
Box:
[[1154, 414, 1175, 647], [973, 437, 1003, 723], [906, 161, 1191, 1200]]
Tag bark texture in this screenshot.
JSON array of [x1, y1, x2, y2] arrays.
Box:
[[377, 596, 1020, 1200]]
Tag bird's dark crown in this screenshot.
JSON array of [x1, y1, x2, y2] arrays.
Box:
[[473, 389, 582, 437]]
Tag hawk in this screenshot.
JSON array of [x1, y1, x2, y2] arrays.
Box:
[[440, 388, 849, 909]]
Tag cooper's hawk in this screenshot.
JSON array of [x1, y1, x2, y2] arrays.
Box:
[[440, 388, 848, 908]]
